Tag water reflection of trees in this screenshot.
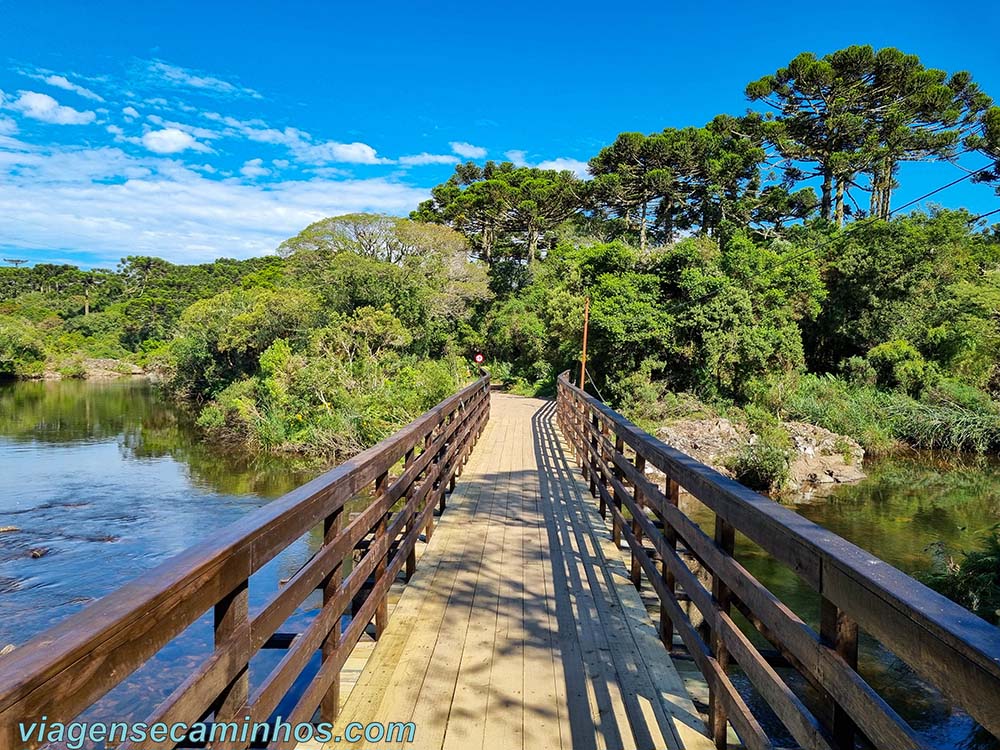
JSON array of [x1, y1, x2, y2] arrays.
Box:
[[0, 380, 327, 497]]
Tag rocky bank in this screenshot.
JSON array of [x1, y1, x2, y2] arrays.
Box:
[[655, 417, 866, 491]]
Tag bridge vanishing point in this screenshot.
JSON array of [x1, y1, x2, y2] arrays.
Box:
[[1, 372, 999, 750]]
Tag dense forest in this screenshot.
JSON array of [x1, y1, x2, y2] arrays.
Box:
[[2, 45, 1000, 492]]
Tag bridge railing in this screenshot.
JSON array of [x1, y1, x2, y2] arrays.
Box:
[[557, 371, 1000, 750], [0, 374, 491, 750]]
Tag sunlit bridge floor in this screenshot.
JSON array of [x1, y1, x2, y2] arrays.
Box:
[[312, 393, 711, 750]]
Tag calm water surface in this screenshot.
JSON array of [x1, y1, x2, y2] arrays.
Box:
[[1, 379, 997, 746], [0, 378, 330, 723]]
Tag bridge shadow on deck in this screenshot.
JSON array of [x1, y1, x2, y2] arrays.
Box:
[[329, 394, 707, 750]]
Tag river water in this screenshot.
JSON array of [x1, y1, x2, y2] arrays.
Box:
[[0, 379, 997, 746]]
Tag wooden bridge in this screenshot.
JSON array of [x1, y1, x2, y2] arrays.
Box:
[[1, 372, 999, 750]]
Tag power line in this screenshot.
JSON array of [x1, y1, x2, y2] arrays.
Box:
[[973, 206, 1000, 222], [889, 165, 993, 214], [583, 365, 607, 402], [685, 165, 999, 306]]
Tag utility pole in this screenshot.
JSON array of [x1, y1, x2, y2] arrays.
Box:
[[579, 297, 590, 390]]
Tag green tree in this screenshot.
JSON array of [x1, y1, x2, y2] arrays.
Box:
[[589, 132, 677, 250], [413, 162, 585, 263], [747, 46, 989, 225]]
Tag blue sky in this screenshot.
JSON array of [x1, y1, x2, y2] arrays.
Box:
[[1, 0, 998, 267]]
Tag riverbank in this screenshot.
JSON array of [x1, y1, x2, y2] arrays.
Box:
[[38, 357, 145, 380]]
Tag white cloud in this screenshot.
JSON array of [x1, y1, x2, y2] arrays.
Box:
[[0, 144, 429, 263], [145, 60, 262, 99], [504, 149, 528, 166], [536, 157, 590, 178], [142, 128, 209, 154], [296, 140, 391, 165], [122, 106, 139, 120], [450, 141, 487, 159], [7, 91, 96, 125], [272, 159, 290, 168], [146, 114, 219, 140], [42, 74, 104, 102], [0, 116, 17, 136], [398, 152, 460, 166], [240, 158, 270, 178]]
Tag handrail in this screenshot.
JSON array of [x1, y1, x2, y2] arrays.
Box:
[[0, 373, 491, 750], [556, 370, 1000, 750]]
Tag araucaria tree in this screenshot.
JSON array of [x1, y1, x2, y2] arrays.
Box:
[[747, 46, 990, 225], [412, 161, 585, 264]]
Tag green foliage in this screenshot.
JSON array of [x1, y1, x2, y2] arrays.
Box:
[[725, 439, 792, 494], [777, 373, 1000, 454], [923, 529, 1000, 625], [866, 340, 937, 395], [0, 317, 46, 377], [412, 161, 585, 264]]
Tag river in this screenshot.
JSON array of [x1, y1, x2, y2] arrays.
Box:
[[0, 379, 997, 746]]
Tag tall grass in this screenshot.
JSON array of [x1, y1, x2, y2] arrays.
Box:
[[781, 374, 1000, 454]]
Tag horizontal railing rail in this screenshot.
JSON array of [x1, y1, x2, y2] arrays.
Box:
[[0, 374, 491, 750], [556, 371, 1000, 750]]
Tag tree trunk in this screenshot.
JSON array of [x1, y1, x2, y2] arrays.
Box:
[[869, 166, 882, 218], [879, 160, 895, 220], [820, 167, 833, 221], [527, 228, 539, 266], [639, 201, 648, 251], [835, 178, 846, 228]]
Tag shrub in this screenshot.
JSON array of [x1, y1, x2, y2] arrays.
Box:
[[866, 340, 937, 396], [923, 529, 1000, 625], [0, 318, 46, 377], [725, 438, 791, 494]]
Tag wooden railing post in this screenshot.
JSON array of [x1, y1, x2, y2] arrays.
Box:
[[708, 517, 735, 750], [403, 447, 417, 582], [374, 470, 389, 639], [320, 506, 344, 722], [212, 579, 249, 721], [422, 430, 435, 542], [660, 477, 679, 649], [630, 455, 646, 589], [821, 598, 859, 750], [449, 407, 460, 492], [610, 434, 624, 548], [436, 417, 448, 514], [590, 413, 602, 499]]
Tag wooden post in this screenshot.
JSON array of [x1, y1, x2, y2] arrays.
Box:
[[708, 516, 735, 750], [589, 413, 600, 499], [423, 430, 435, 542], [449, 407, 460, 489], [611, 435, 624, 548], [437, 416, 448, 514], [630, 455, 646, 589], [660, 477, 679, 649], [213, 579, 249, 721], [403, 447, 417, 583], [320, 507, 344, 722], [374, 471, 389, 639], [579, 296, 590, 390], [821, 598, 859, 750]]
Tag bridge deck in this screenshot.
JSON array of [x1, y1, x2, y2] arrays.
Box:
[[328, 393, 710, 750]]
